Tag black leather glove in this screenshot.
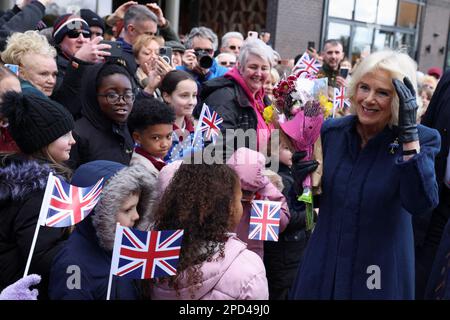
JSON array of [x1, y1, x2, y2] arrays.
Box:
[[291, 151, 319, 195], [392, 77, 419, 143]]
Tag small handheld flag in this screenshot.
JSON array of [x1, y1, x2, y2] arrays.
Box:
[[24, 173, 103, 277], [333, 86, 351, 117], [248, 200, 281, 242], [110, 225, 184, 280], [292, 52, 322, 75], [193, 103, 223, 145]]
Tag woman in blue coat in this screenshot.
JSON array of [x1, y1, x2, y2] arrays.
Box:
[[289, 50, 440, 300]]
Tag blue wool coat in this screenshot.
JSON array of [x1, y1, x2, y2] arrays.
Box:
[[289, 116, 440, 300]]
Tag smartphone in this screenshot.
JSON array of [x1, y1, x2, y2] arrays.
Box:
[[159, 46, 172, 65], [339, 67, 349, 78], [247, 31, 258, 39], [4, 64, 19, 76], [307, 41, 315, 50], [100, 40, 123, 58]]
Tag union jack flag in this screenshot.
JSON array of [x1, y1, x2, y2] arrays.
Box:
[[248, 200, 281, 242], [110, 226, 184, 279], [39, 173, 103, 228], [292, 52, 322, 75], [333, 87, 351, 115], [193, 103, 223, 144], [165, 131, 204, 163]]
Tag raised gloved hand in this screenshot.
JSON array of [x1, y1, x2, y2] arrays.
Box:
[[392, 77, 419, 143], [0, 274, 41, 300], [291, 151, 319, 195]]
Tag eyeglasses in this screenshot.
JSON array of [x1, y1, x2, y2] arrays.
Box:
[[66, 29, 91, 39], [97, 93, 135, 104], [193, 48, 214, 55], [228, 45, 241, 50]]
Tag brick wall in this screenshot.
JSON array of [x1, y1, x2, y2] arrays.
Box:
[[269, 0, 324, 60], [418, 0, 450, 71]]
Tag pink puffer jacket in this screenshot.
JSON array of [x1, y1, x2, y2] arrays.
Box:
[[150, 235, 268, 300], [227, 148, 290, 258]]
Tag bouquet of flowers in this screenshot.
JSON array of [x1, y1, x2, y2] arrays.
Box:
[[272, 72, 332, 230]]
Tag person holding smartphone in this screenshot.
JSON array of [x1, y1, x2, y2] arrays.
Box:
[[316, 39, 347, 89]]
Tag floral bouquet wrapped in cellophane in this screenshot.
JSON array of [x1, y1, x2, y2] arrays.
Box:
[[271, 73, 333, 230]]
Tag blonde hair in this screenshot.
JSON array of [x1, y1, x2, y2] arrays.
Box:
[[133, 34, 164, 58], [1, 31, 56, 65], [347, 50, 419, 127]]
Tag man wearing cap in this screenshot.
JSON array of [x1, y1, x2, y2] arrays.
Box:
[[51, 14, 110, 118], [80, 8, 105, 39]]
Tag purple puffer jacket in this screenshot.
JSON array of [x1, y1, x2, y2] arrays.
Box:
[[227, 148, 290, 258], [150, 235, 268, 300]]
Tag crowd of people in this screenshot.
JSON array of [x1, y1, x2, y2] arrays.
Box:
[[0, 0, 449, 301]]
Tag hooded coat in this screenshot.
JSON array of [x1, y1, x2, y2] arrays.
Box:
[[226, 148, 290, 259], [289, 116, 440, 299], [0, 155, 69, 299], [48, 160, 157, 300], [150, 235, 268, 300], [68, 63, 134, 169]]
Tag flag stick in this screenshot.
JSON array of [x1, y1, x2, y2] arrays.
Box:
[[23, 172, 54, 277], [192, 103, 207, 147], [107, 223, 122, 300]]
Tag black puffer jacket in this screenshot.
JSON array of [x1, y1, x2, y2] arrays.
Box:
[[0, 155, 69, 299], [68, 63, 134, 169]]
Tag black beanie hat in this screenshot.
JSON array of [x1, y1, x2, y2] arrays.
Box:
[[1, 92, 74, 154], [52, 14, 90, 45], [80, 9, 105, 32]]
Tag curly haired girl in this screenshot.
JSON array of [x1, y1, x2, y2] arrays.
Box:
[[148, 162, 268, 300]]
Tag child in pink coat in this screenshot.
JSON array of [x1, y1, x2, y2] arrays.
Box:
[[227, 147, 290, 259], [148, 162, 268, 300]]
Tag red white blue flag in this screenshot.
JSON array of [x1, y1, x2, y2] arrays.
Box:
[[333, 87, 351, 117], [39, 173, 103, 228], [110, 226, 184, 279], [292, 52, 322, 75], [193, 103, 223, 144], [248, 200, 281, 242]]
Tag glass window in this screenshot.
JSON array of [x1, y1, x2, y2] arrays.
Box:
[[373, 29, 395, 51], [354, 0, 377, 23], [328, 0, 354, 20], [352, 26, 374, 62], [397, 1, 418, 28], [377, 0, 397, 26], [327, 22, 351, 52]]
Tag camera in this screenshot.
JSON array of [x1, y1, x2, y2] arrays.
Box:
[[194, 49, 213, 69]]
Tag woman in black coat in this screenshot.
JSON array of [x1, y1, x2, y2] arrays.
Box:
[[0, 91, 75, 299]]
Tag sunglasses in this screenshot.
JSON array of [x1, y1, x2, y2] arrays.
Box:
[[193, 48, 214, 55], [228, 45, 241, 50], [66, 29, 91, 39]]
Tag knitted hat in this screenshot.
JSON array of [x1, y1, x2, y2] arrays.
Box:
[[0, 92, 74, 154], [427, 66, 442, 80], [52, 14, 90, 44], [80, 9, 105, 32]]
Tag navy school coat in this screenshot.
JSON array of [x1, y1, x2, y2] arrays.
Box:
[[289, 115, 440, 299]]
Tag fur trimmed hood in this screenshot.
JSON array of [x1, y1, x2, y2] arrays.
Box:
[[0, 156, 52, 203], [93, 164, 157, 251]]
